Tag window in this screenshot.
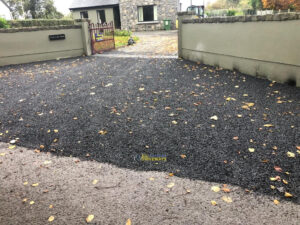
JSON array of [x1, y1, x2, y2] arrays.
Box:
[[80, 11, 88, 19], [138, 5, 158, 22], [97, 10, 106, 24]]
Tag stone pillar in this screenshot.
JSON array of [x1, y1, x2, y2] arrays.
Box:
[[75, 19, 92, 56], [177, 12, 197, 58]]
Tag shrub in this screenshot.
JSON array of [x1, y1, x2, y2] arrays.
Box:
[[227, 10, 237, 16], [0, 18, 9, 29], [114, 30, 132, 36], [7, 19, 75, 28]]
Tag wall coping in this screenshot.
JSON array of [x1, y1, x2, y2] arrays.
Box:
[[0, 25, 82, 33], [178, 11, 196, 16], [182, 13, 300, 24]]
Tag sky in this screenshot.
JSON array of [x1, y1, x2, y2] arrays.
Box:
[[0, 0, 215, 19]]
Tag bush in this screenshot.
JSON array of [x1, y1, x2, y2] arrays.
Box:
[[7, 19, 75, 28], [227, 10, 237, 16], [114, 30, 132, 37], [0, 18, 9, 29]]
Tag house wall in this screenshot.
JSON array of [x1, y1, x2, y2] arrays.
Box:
[[0, 21, 92, 67], [179, 13, 300, 87], [72, 8, 114, 25], [119, 0, 178, 31]]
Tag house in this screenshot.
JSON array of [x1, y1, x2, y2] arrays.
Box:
[[70, 0, 179, 31]]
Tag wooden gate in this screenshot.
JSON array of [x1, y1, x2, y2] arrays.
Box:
[[89, 22, 115, 54]]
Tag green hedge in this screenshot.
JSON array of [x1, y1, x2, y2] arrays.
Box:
[[0, 18, 10, 29], [8, 19, 75, 28]]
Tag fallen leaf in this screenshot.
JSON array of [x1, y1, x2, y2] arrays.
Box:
[[149, 177, 155, 181], [211, 186, 220, 192], [92, 180, 99, 185], [222, 196, 233, 203], [274, 166, 282, 172], [274, 199, 280, 205], [8, 145, 16, 149], [167, 182, 175, 188], [180, 154, 186, 159], [105, 83, 113, 87], [139, 87, 145, 91], [210, 115, 218, 121], [284, 192, 293, 198], [98, 130, 108, 135], [48, 216, 55, 222], [287, 152, 295, 158], [44, 161, 52, 165], [211, 200, 217, 206], [248, 148, 255, 153], [53, 129, 59, 133], [23, 181, 28, 185], [296, 146, 300, 150], [29, 201, 35, 205], [264, 124, 274, 127], [40, 145, 45, 149], [126, 219, 132, 225], [49, 205, 53, 209], [172, 120, 178, 125], [86, 215, 95, 223], [0, 153, 5, 156], [282, 179, 288, 184], [169, 173, 174, 177], [32, 183, 39, 187], [270, 176, 280, 181], [222, 187, 231, 193]]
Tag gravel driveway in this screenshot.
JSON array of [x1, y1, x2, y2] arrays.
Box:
[[0, 55, 299, 224]]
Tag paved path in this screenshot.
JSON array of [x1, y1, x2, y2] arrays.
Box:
[[108, 30, 178, 57], [0, 48, 299, 224]]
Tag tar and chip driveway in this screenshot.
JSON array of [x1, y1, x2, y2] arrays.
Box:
[[0, 32, 299, 224]]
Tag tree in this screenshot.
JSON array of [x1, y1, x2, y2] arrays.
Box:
[[262, 0, 300, 10], [250, 0, 263, 10], [2, 0, 63, 19]]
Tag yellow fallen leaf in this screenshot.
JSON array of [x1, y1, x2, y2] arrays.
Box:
[[29, 201, 35, 205], [167, 182, 175, 188], [86, 215, 94, 223], [297, 150, 300, 155], [92, 179, 99, 185], [22, 198, 28, 202], [169, 173, 174, 177], [284, 192, 293, 198], [248, 148, 255, 153], [270, 185, 276, 189], [98, 130, 107, 135], [172, 120, 178, 125], [246, 102, 255, 107], [40, 145, 45, 149], [44, 161, 52, 165], [53, 129, 59, 133], [23, 181, 28, 185], [149, 177, 155, 181], [283, 179, 288, 184], [32, 183, 39, 187], [0, 153, 5, 156], [139, 87, 145, 91], [48, 216, 55, 222], [264, 124, 274, 127], [210, 115, 218, 121], [49, 205, 53, 209], [8, 145, 16, 149], [270, 176, 280, 181], [274, 199, 279, 205], [126, 219, 132, 225], [287, 152, 295, 158], [211, 186, 220, 192], [211, 200, 217, 206], [222, 196, 233, 203]]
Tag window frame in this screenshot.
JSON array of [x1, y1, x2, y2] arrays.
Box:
[[80, 11, 89, 19], [137, 5, 158, 23]]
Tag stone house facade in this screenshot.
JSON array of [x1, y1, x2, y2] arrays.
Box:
[[70, 0, 179, 31]]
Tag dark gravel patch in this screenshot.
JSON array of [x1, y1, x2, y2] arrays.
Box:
[[0, 56, 299, 203]]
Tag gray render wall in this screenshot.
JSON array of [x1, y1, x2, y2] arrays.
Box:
[[119, 0, 178, 31]]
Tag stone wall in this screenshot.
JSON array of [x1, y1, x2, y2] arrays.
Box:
[[0, 20, 92, 67], [178, 13, 300, 87], [119, 0, 178, 31]]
